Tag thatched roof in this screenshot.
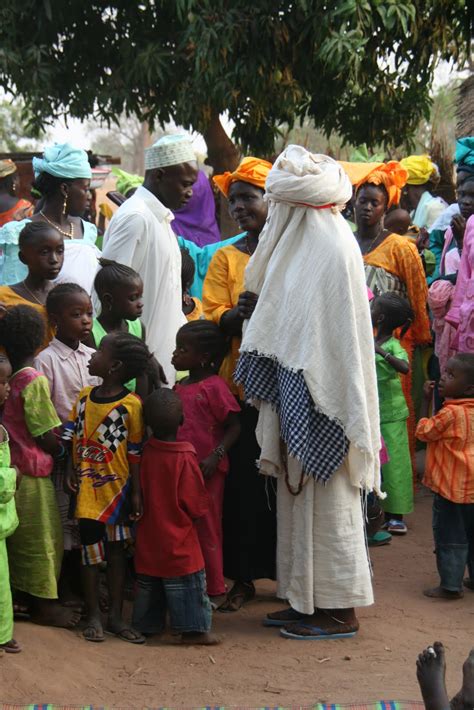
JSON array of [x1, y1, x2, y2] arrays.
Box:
[[456, 74, 474, 138]]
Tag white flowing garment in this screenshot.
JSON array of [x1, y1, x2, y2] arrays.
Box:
[[238, 147, 378, 613], [240, 147, 381, 494]]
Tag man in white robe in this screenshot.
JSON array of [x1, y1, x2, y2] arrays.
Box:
[[102, 135, 198, 384]]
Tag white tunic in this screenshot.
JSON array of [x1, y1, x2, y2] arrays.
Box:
[[102, 186, 185, 384]]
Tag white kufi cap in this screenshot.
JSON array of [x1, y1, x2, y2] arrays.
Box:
[[145, 134, 196, 170]]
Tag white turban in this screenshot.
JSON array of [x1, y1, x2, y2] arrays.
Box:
[[145, 134, 196, 170]]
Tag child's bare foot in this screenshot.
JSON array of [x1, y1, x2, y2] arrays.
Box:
[[0, 639, 22, 654], [416, 641, 450, 710], [82, 614, 105, 643], [180, 631, 222, 645], [31, 600, 81, 629], [423, 586, 464, 600]]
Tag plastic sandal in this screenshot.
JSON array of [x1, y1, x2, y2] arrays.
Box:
[[280, 623, 357, 640], [384, 519, 407, 535]]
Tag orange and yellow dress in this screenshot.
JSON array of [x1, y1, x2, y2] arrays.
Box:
[[0, 286, 55, 350]]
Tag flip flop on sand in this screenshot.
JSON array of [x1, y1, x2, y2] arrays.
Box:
[[0, 639, 22, 654], [264, 608, 309, 627], [105, 624, 145, 644], [280, 622, 358, 640]]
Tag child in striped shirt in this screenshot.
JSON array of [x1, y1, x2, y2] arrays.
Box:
[[417, 353, 474, 600]]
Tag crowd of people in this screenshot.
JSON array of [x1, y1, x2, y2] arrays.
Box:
[[0, 131, 472, 678]]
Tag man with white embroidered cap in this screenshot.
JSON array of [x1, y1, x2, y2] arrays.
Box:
[[102, 134, 198, 383]]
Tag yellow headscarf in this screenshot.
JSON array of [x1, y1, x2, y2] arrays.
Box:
[[339, 160, 408, 208], [400, 155, 438, 185], [213, 157, 272, 197], [0, 160, 17, 180]]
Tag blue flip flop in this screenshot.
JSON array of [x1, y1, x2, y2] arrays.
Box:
[[280, 623, 357, 640]]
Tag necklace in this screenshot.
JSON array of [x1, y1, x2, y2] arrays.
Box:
[[359, 226, 385, 255], [21, 280, 45, 305], [40, 210, 74, 239]]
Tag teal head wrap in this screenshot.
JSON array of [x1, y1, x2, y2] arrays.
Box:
[[455, 137, 474, 173], [32, 143, 92, 180]]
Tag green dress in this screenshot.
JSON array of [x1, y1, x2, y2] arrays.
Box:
[[376, 337, 414, 515], [0, 427, 18, 644], [92, 318, 143, 392]]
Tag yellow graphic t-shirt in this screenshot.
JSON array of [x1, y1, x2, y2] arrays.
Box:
[[63, 386, 144, 523]]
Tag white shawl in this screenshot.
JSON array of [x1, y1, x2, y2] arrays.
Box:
[[240, 146, 381, 492]]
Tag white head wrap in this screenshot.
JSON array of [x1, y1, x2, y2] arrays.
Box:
[[240, 145, 381, 493], [145, 134, 196, 171]]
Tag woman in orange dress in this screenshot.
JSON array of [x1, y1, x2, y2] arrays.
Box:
[[203, 157, 275, 612], [341, 161, 431, 529], [0, 160, 33, 228]]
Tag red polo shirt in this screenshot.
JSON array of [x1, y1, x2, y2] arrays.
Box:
[[135, 438, 209, 578]]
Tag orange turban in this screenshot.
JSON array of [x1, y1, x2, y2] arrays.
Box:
[[213, 157, 272, 197], [339, 160, 408, 208]]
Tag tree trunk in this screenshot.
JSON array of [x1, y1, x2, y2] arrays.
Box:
[[203, 111, 241, 239]]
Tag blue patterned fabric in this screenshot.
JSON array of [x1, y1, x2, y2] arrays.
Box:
[[235, 352, 349, 483]]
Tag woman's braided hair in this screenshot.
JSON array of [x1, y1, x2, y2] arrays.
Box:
[[108, 331, 152, 382], [178, 320, 229, 369]]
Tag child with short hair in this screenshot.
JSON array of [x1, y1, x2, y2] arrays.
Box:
[[172, 321, 240, 603], [181, 247, 203, 321], [0, 355, 22, 653], [133, 388, 220, 645], [0, 305, 80, 629], [0, 221, 64, 348], [371, 292, 414, 535], [64, 331, 150, 643], [34, 283, 99, 595], [417, 353, 474, 600]]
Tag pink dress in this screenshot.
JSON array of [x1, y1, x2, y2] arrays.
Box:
[[446, 215, 474, 353], [175, 375, 240, 595]]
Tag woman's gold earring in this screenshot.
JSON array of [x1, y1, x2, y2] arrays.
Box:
[[63, 196, 68, 215]]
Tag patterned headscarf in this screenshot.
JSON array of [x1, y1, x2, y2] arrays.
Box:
[[0, 159, 17, 179], [213, 157, 272, 197], [455, 137, 474, 175], [339, 160, 408, 208], [400, 154, 439, 185]]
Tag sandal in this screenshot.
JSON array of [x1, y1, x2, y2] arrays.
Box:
[[105, 625, 145, 644], [383, 519, 407, 535], [280, 622, 357, 640], [264, 608, 309, 627], [0, 638, 22, 654], [218, 582, 255, 613], [368, 531, 392, 547]]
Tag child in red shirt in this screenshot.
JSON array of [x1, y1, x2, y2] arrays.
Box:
[[133, 388, 220, 645], [172, 321, 240, 605]]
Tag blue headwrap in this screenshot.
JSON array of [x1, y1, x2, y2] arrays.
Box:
[[455, 137, 474, 174], [32, 143, 92, 180]]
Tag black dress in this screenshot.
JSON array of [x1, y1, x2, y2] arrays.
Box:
[[222, 402, 277, 582]]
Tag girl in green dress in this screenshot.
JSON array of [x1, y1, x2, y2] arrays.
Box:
[[371, 292, 414, 535]]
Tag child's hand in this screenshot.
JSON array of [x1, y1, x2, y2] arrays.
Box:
[[200, 453, 220, 480], [64, 468, 79, 494], [423, 380, 436, 399], [130, 491, 143, 522]]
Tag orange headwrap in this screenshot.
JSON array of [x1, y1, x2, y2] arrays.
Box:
[[339, 160, 408, 208], [213, 157, 272, 197]]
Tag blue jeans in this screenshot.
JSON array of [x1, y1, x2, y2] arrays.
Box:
[[132, 569, 212, 634], [432, 494, 474, 592]]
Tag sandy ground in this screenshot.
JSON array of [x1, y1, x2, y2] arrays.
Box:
[[1, 485, 473, 708]]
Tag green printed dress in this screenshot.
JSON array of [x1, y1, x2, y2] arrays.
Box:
[[376, 337, 414, 515]]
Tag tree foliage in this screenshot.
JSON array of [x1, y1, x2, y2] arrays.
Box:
[[0, 1, 469, 158], [0, 99, 46, 152]]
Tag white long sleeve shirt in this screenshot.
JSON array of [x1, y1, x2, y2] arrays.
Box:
[[102, 186, 185, 384]]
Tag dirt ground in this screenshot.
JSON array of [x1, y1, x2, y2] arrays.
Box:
[[1, 485, 473, 708]]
